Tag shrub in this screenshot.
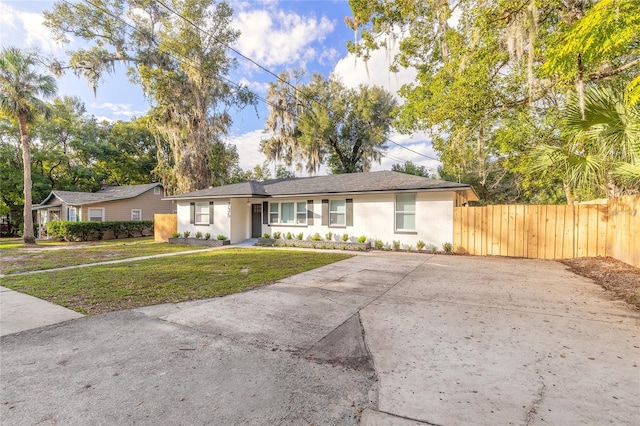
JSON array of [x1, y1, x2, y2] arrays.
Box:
[[171, 232, 181, 238], [273, 231, 282, 239], [416, 240, 425, 250], [357, 235, 367, 244], [204, 233, 211, 240], [183, 231, 191, 238], [374, 239, 384, 250], [286, 232, 293, 240], [263, 233, 271, 239], [426, 243, 437, 253], [311, 232, 322, 241], [442, 242, 453, 253], [321, 244, 327, 249], [342, 233, 349, 242], [406, 245, 413, 252], [392, 240, 401, 250], [296, 232, 304, 240], [195, 231, 203, 239], [217, 234, 227, 240], [325, 231, 333, 241], [383, 243, 391, 251]]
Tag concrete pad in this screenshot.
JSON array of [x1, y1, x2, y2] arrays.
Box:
[[1, 311, 373, 425], [361, 255, 640, 425], [0, 286, 83, 336], [152, 285, 374, 351], [360, 408, 425, 425]]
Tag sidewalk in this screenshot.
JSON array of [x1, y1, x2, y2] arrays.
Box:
[[0, 286, 84, 336]]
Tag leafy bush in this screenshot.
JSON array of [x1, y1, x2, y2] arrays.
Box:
[[204, 233, 211, 240], [273, 231, 282, 239], [296, 232, 304, 240], [442, 242, 453, 253], [426, 243, 437, 253], [416, 240, 425, 250], [374, 239, 384, 250], [183, 231, 191, 238], [357, 235, 367, 243], [392, 240, 401, 250], [46, 220, 153, 242], [171, 232, 181, 238], [195, 231, 203, 239], [311, 232, 323, 241], [342, 233, 349, 242], [325, 231, 333, 241], [263, 233, 271, 238], [217, 234, 227, 240], [286, 232, 293, 240]]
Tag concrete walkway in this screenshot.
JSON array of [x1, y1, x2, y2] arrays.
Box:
[[1, 252, 638, 425]]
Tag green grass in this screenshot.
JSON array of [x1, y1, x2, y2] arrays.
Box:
[[0, 249, 351, 315], [0, 237, 208, 274]]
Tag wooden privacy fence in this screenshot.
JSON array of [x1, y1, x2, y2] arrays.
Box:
[[453, 194, 640, 268], [154, 214, 177, 243]]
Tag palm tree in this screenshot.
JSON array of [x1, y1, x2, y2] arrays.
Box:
[[530, 86, 640, 201], [0, 47, 57, 244]]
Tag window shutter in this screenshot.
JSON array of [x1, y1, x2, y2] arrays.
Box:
[[262, 201, 269, 224], [346, 199, 353, 226], [322, 199, 329, 226], [209, 201, 214, 224], [190, 202, 195, 224], [307, 200, 314, 225]]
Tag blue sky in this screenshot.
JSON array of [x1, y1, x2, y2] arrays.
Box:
[[0, 0, 439, 174]]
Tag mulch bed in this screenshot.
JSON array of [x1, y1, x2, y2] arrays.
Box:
[[560, 257, 640, 310]]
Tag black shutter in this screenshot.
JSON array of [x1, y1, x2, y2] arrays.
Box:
[[209, 201, 214, 224], [190, 202, 195, 224], [262, 201, 269, 224], [322, 199, 329, 226], [346, 199, 353, 226], [307, 200, 314, 225]]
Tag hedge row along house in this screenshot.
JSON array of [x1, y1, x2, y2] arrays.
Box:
[[164, 171, 478, 248], [32, 183, 172, 238]]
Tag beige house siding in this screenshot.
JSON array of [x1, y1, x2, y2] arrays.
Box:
[[77, 189, 173, 221]]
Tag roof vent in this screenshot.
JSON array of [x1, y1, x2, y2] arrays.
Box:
[[100, 180, 108, 191]]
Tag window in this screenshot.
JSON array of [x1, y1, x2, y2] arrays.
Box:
[[88, 208, 104, 222], [269, 202, 308, 225], [131, 209, 142, 221], [68, 207, 77, 222], [395, 194, 416, 231], [281, 202, 295, 224], [270, 203, 279, 224], [296, 202, 307, 224], [329, 200, 346, 226], [195, 202, 209, 225]]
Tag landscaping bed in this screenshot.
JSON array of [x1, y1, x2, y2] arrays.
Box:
[[561, 257, 640, 310], [168, 237, 230, 247], [256, 237, 371, 251]]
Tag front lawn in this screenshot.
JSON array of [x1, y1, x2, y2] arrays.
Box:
[[0, 237, 208, 274], [0, 249, 351, 315]]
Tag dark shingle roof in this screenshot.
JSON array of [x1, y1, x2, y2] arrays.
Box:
[[165, 171, 478, 200], [35, 183, 162, 207]]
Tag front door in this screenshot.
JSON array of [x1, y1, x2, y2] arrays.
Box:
[[251, 204, 262, 238]]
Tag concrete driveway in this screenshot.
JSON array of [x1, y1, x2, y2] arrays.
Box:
[[1, 252, 638, 425]]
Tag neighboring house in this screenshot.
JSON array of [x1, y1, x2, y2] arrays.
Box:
[[33, 183, 173, 237], [164, 171, 478, 247]]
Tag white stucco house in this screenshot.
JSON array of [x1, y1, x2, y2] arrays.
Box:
[[165, 171, 478, 247]]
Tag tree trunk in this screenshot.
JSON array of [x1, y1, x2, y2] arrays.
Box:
[[18, 112, 36, 244]]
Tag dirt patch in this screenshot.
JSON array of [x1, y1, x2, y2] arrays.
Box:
[[561, 257, 640, 310]]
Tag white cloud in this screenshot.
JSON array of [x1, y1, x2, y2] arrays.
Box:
[[89, 102, 145, 119], [238, 78, 270, 95], [232, 9, 335, 68], [228, 129, 268, 170], [333, 35, 417, 98], [0, 3, 63, 53]]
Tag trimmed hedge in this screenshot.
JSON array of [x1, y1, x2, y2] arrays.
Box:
[[47, 220, 154, 241]]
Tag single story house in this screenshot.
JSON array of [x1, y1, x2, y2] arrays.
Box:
[[164, 171, 478, 247], [33, 183, 173, 237]]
